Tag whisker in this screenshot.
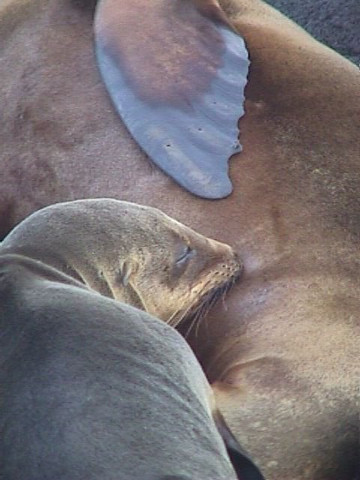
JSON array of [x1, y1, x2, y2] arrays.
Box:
[[183, 279, 237, 337], [184, 310, 200, 338], [170, 300, 195, 329], [167, 310, 179, 327], [171, 268, 242, 338]]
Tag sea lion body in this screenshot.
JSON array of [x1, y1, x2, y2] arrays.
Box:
[[0, 198, 241, 326], [0, 0, 359, 478], [0, 254, 263, 480]]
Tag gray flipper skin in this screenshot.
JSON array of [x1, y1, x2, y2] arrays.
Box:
[[94, 0, 249, 199]]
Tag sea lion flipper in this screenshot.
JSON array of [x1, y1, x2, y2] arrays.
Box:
[[94, 0, 249, 199], [213, 408, 265, 480]]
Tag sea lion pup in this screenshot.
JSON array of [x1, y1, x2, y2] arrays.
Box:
[[0, 198, 242, 327], [0, 253, 264, 480]]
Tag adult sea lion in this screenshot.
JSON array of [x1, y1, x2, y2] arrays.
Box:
[[0, 198, 242, 326], [0, 253, 264, 480], [0, 0, 359, 479]]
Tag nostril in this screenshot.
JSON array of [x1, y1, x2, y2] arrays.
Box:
[[232, 251, 242, 264]]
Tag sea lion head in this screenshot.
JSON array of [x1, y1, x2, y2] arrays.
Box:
[[115, 202, 242, 326], [0, 199, 242, 327]]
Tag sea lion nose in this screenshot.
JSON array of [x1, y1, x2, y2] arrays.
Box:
[[211, 239, 242, 268], [232, 252, 244, 276], [199, 239, 243, 279], [232, 251, 242, 266]]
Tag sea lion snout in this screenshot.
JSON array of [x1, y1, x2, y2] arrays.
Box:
[[205, 238, 243, 277], [185, 236, 243, 291], [168, 218, 243, 280], [128, 213, 244, 326]]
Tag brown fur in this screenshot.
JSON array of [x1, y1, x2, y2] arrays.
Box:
[[0, 0, 359, 478]]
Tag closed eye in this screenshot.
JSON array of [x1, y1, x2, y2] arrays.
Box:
[[176, 245, 195, 265]]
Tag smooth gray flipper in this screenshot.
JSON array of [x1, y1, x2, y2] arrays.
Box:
[[94, 0, 249, 199]]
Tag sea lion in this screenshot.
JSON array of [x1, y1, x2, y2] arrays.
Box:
[[0, 198, 242, 327], [0, 0, 359, 479], [0, 253, 264, 480]]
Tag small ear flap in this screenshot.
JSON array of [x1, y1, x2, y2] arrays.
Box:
[[94, 0, 249, 199], [119, 260, 133, 287], [213, 409, 265, 480]]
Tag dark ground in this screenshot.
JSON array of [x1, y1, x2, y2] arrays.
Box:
[[266, 0, 359, 65]]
